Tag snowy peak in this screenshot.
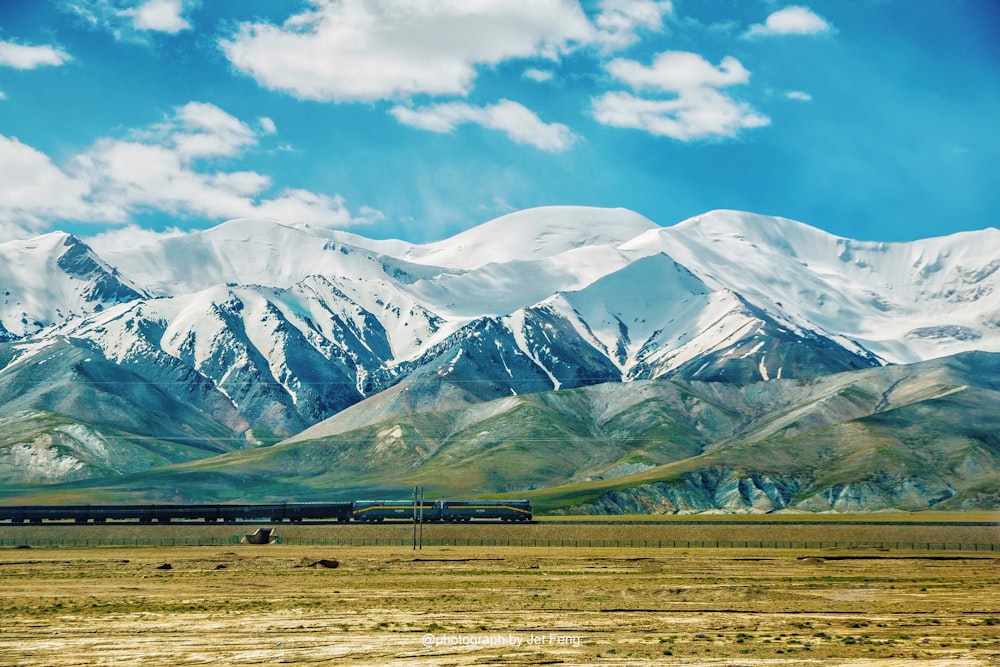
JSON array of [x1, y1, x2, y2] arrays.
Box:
[[671, 209, 839, 248], [398, 206, 659, 270], [0, 232, 143, 338], [545, 253, 713, 370], [55, 234, 144, 303]]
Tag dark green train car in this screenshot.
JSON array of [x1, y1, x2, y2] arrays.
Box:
[[350, 500, 438, 522], [440, 499, 532, 522]]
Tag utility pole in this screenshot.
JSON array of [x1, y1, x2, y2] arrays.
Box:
[[412, 485, 418, 550], [418, 486, 424, 550]]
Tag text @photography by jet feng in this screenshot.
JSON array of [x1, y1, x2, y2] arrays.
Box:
[[420, 633, 582, 649]]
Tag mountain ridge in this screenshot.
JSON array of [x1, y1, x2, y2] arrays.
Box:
[[1, 206, 997, 508]]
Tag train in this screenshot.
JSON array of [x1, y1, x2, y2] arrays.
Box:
[[0, 499, 532, 524]]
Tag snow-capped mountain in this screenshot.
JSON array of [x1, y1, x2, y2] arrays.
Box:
[[0, 232, 144, 340], [1, 207, 997, 450]]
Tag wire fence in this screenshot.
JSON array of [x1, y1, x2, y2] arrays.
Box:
[[2, 535, 997, 551]]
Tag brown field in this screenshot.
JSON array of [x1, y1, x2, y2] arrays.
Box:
[[1, 522, 998, 666]]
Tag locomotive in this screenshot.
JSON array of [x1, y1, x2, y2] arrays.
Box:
[[0, 499, 532, 524], [351, 499, 531, 522]]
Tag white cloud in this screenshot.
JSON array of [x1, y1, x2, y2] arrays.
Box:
[[258, 117, 277, 135], [252, 189, 384, 227], [523, 68, 554, 83], [220, 0, 594, 102], [0, 135, 94, 230], [151, 101, 260, 161], [0, 221, 34, 242], [593, 51, 768, 140], [84, 224, 187, 253], [120, 0, 191, 33], [607, 51, 750, 90], [786, 90, 813, 101], [594, 0, 672, 50], [484, 195, 516, 214], [0, 103, 380, 239], [60, 0, 197, 42], [744, 5, 831, 38], [391, 99, 578, 152], [73, 138, 268, 221], [0, 40, 71, 69], [593, 90, 768, 140]]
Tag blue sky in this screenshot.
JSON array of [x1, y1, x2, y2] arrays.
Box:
[[0, 0, 997, 248]]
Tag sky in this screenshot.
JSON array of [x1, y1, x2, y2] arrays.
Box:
[[0, 0, 998, 250]]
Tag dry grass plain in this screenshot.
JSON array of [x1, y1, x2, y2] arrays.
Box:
[[1, 522, 998, 666]]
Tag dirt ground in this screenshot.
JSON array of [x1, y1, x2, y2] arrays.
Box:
[[2, 535, 999, 665]]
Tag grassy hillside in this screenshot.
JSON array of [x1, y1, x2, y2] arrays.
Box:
[[0, 339, 243, 488], [2, 352, 998, 513]]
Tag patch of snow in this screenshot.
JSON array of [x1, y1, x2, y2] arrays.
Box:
[[377, 425, 404, 439], [438, 349, 463, 376], [494, 340, 513, 377], [1, 435, 85, 483], [55, 424, 110, 461]]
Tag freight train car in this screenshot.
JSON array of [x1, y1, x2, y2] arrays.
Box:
[[0, 503, 353, 524]]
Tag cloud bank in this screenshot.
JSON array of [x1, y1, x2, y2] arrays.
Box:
[[220, 0, 593, 103], [219, 0, 679, 149], [0, 103, 380, 239]]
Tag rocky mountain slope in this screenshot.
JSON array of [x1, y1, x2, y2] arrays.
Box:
[[0, 337, 241, 485], [9, 351, 997, 512]]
